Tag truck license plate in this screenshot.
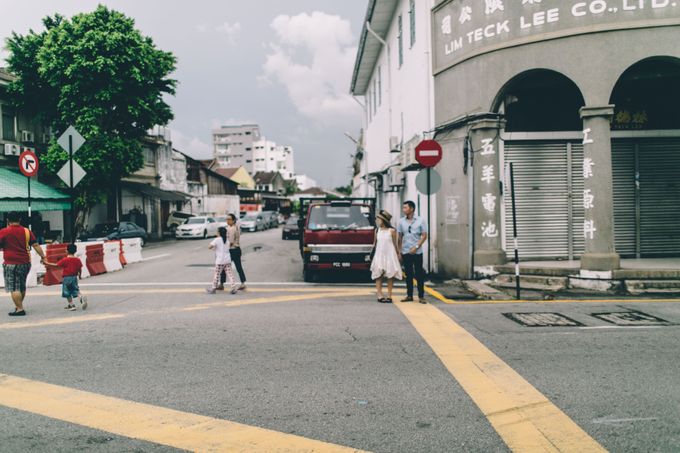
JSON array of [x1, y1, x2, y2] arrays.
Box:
[[333, 262, 351, 268]]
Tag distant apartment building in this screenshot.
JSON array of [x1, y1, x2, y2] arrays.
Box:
[[252, 139, 295, 179], [212, 124, 261, 170]]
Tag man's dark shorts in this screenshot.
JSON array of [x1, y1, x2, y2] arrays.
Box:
[[3, 263, 31, 293]]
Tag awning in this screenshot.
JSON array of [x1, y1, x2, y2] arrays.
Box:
[[122, 181, 189, 202], [0, 168, 70, 212]]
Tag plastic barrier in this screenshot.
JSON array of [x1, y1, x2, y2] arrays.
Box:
[[26, 247, 46, 288], [86, 243, 106, 276], [75, 243, 91, 279], [121, 238, 143, 264], [0, 251, 4, 288], [43, 244, 68, 286], [103, 241, 123, 273], [115, 240, 127, 267]]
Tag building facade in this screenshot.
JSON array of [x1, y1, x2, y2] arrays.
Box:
[[252, 139, 295, 179], [431, 0, 680, 278], [212, 124, 261, 170], [351, 0, 438, 271]]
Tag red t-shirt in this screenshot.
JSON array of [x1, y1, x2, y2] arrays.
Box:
[[0, 225, 37, 265], [57, 256, 83, 277]]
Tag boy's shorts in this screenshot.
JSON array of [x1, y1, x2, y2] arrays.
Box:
[[62, 276, 80, 299]]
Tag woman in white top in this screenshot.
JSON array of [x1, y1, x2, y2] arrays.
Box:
[[370, 210, 402, 303], [206, 227, 238, 294]]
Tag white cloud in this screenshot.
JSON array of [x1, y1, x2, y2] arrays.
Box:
[[196, 21, 242, 45], [262, 12, 360, 124], [170, 128, 212, 160]]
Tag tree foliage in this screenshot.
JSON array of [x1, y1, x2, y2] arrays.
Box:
[[6, 6, 176, 215]]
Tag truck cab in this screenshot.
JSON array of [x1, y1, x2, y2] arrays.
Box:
[[299, 198, 376, 282]]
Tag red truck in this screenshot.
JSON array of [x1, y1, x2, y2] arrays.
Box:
[[298, 198, 376, 282]]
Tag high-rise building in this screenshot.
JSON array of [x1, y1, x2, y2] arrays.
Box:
[[212, 124, 261, 170], [252, 139, 295, 180]]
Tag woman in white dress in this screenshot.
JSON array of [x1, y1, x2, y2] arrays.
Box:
[[370, 210, 403, 303]]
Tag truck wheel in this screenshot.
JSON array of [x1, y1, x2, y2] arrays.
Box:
[[303, 269, 315, 283]]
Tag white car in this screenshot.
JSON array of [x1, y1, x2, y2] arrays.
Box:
[[175, 216, 219, 239]]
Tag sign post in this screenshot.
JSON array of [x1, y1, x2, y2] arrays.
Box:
[[19, 149, 39, 231], [56, 126, 87, 242], [415, 140, 443, 276]]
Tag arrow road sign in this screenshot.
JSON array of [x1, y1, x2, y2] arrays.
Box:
[[57, 159, 86, 188], [19, 150, 39, 178], [57, 125, 86, 154]]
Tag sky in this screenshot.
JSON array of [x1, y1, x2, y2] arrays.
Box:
[[0, 0, 368, 188]]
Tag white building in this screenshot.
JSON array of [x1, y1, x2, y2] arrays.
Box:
[[295, 174, 318, 192], [350, 0, 437, 271], [253, 139, 295, 180]]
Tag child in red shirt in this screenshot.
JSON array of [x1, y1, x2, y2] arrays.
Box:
[[47, 244, 88, 311]]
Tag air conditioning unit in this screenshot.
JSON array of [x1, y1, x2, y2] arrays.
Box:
[[388, 167, 405, 187], [21, 130, 35, 143], [3, 143, 20, 156], [389, 136, 401, 153]]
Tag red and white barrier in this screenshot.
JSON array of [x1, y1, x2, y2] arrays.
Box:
[[0, 251, 4, 288], [86, 243, 107, 276], [122, 238, 143, 264], [103, 241, 123, 273], [76, 242, 91, 279]]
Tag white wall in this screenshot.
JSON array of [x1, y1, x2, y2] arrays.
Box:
[[356, 0, 438, 271], [202, 195, 240, 217]]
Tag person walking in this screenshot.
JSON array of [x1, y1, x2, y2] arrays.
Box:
[[0, 211, 48, 316], [370, 210, 402, 303], [45, 243, 88, 311], [219, 214, 246, 291], [397, 201, 429, 304], [207, 227, 238, 295]]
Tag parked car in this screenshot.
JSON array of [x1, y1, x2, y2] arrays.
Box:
[[282, 216, 300, 240], [175, 216, 218, 239], [81, 222, 148, 246], [166, 211, 193, 232], [262, 211, 279, 229], [277, 213, 286, 225], [240, 212, 266, 232]]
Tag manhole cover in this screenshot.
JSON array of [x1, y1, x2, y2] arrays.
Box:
[[591, 310, 671, 326], [503, 312, 584, 327]]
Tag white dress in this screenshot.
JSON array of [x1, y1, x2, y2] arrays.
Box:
[[370, 228, 403, 280]]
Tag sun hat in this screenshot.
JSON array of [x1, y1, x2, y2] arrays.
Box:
[[376, 210, 392, 225]]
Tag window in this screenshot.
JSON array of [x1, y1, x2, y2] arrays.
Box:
[[373, 79, 377, 116], [398, 14, 404, 67], [1, 105, 16, 141], [143, 148, 155, 165], [245, 131, 251, 135], [378, 66, 382, 106], [409, 0, 416, 48], [245, 147, 252, 151]]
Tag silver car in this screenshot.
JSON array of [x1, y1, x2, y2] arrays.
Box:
[[240, 212, 265, 232]]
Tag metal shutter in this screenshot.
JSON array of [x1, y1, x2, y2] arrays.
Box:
[[570, 142, 585, 257], [611, 141, 637, 257], [639, 139, 680, 256], [504, 141, 570, 259]]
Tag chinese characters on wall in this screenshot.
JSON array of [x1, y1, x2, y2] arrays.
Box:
[[480, 138, 500, 239], [582, 128, 597, 240]]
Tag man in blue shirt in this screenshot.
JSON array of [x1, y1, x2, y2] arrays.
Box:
[[397, 201, 428, 303]]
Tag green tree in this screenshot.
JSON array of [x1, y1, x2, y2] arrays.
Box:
[[6, 6, 176, 231]]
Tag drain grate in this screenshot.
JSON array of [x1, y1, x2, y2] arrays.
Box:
[[591, 310, 672, 326], [503, 312, 584, 327]]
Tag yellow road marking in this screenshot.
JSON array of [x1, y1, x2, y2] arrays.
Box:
[[0, 314, 124, 330], [182, 290, 373, 311], [1, 291, 374, 330], [27, 286, 372, 297], [0, 373, 365, 452], [395, 301, 607, 453], [424, 285, 680, 305]]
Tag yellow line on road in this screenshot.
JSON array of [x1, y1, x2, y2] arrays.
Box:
[[0, 373, 365, 452], [27, 286, 371, 297], [423, 285, 680, 305], [395, 301, 607, 453], [182, 290, 373, 311], [1, 291, 374, 330], [0, 314, 124, 330]]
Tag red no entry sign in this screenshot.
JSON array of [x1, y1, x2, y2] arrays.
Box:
[[19, 149, 39, 178], [415, 140, 443, 168]]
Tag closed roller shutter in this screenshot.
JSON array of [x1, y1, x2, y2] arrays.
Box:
[[611, 141, 637, 257], [639, 139, 680, 256], [570, 142, 585, 257], [504, 141, 570, 259]]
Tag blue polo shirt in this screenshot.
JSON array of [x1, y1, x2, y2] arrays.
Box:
[[397, 216, 428, 255]]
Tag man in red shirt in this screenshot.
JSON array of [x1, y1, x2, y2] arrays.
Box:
[[0, 211, 48, 316]]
